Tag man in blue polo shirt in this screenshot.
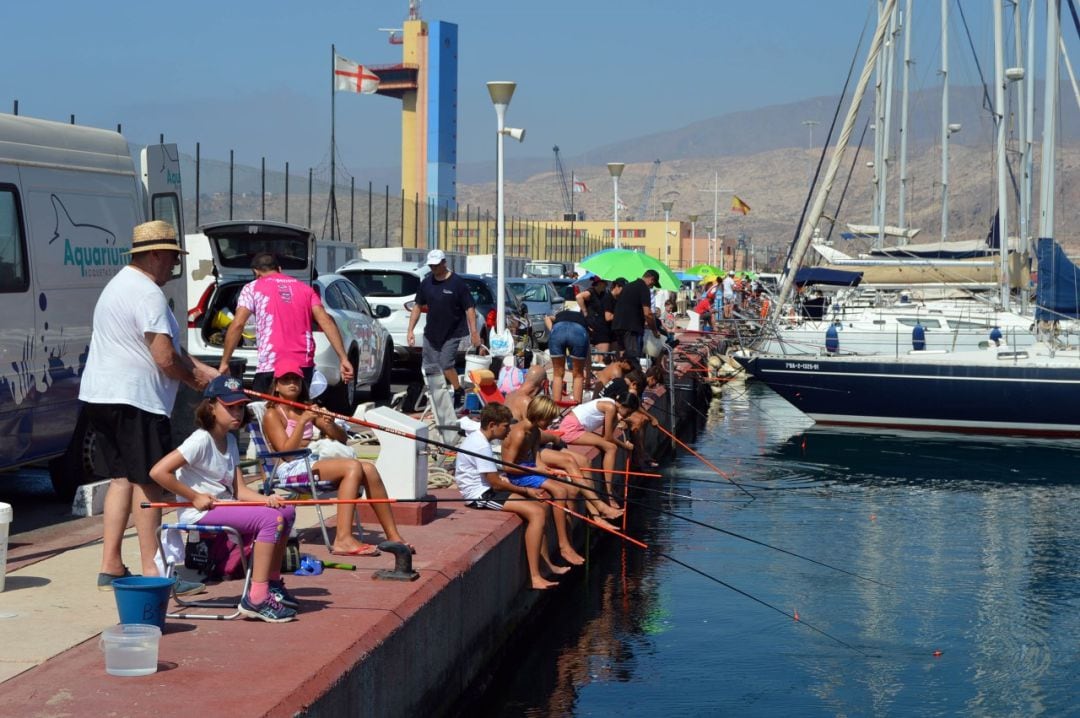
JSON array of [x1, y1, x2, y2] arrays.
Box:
[[406, 249, 482, 409]]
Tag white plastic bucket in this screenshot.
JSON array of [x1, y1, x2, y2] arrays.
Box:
[[463, 348, 491, 382], [100, 624, 161, 677], [0, 502, 11, 592]]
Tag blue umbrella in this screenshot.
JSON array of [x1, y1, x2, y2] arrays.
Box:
[[677, 272, 702, 282]]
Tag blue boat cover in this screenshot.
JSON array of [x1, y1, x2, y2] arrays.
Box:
[[1035, 237, 1080, 320], [794, 267, 863, 287]]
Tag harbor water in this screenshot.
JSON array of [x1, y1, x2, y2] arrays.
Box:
[[471, 380, 1080, 716]]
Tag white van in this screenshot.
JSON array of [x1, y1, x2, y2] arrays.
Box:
[[0, 113, 186, 497]]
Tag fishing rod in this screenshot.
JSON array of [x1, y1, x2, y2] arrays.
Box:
[[653, 423, 755, 499], [657, 551, 867, 655], [249, 390, 878, 585]]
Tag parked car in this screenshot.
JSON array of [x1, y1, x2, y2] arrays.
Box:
[[186, 221, 393, 411], [461, 273, 534, 350], [336, 261, 532, 367], [506, 277, 561, 347]]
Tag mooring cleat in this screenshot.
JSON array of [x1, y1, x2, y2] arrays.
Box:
[[372, 541, 420, 581]]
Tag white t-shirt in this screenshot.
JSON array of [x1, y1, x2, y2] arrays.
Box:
[[722, 276, 736, 300], [79, 265, 182, 415], [175, 429, 240, 524], [454, 430, 499, 501], [570, 397, 615, 432]]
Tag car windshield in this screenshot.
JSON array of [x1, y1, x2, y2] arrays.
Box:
[[345, 271, 420, 297], [508, 283, 549, 302]]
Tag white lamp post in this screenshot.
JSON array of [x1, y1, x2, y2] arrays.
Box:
[[662, 200, 674, 263], [487, 81, 522, 335], [607, 162, 625, 249], [689, 214, 699, 267]]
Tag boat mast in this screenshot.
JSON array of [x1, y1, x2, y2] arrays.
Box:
[[993, 0, 1011, 310], [897, 0, 913, 242], [773, 0, 897, 314], [873, 0, 885, 235], [940, 0, 951, 243], [876, 4, 900, 249], [1038, 0, 1060, 242], [1016, 0, 1033, 313]]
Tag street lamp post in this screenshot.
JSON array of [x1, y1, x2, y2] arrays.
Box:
[[607, 162, 625, 249], [688, 214, 699, 267], [661, 200, 674, 263], [487, 81, 522, 335], [802, 119, 819, 189]]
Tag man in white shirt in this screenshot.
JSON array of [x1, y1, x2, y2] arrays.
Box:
[[81, 221, 218, 592], [722, 270, 737, 319]]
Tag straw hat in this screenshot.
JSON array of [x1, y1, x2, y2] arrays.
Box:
[[126, 220, 188, 254]]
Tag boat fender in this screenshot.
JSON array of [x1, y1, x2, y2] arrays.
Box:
[[912, 323, 926, 351], [989, 326, 1003, 346], [825, 323, 839, 354]]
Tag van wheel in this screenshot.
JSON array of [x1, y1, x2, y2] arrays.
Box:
[[49, 410, 96, 501], [371, 344, 393, 402]]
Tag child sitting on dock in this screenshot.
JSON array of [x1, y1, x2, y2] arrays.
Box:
[[556, 393, 639, 508], [149, 376, 298, 623], [454, 403, 566, 590], [262, 362, 412, 557]]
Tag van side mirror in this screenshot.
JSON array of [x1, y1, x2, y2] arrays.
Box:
[[374, 304, 391, 319]]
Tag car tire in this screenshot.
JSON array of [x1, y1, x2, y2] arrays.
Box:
[[49, 410, 96, 501], [371, 345, 393, 401]]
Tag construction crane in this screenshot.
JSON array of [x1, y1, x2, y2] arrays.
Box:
[[553, 145, 574, 219], [633, 159, 661, 220]]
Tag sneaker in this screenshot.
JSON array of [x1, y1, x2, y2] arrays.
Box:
[[173, 576, 206, 597], [239, 594, 297, 623], [269, 580, 299, 609], [96, 567, 132, 592]]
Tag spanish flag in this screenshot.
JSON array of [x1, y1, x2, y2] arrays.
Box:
[[731, 195, 751, 215]]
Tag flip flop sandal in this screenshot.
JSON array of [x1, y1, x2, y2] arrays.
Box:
[[330, 543, 381, 557]]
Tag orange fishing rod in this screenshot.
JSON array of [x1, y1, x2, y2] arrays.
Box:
[[542, 499, 647, 549], [141, 498, 395, 509], [653, 423, 755, 499]]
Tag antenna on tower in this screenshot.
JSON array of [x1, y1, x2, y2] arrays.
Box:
[[409, 0, 421, 20]]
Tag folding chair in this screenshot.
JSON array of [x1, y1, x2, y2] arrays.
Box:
[[158, 524, 252, 621], [247, 401, 348, 552]]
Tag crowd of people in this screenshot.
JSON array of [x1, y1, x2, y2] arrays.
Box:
[[83, 229, 675, 620]]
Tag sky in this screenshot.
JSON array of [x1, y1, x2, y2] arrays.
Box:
[[2, 0, 1069, 184]]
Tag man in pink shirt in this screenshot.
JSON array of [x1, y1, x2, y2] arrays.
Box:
[[218, 253, 354, 393]]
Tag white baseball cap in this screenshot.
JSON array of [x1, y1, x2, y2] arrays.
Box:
[[426, 249, 446, 265]]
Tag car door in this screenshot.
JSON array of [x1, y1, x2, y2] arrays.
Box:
[[320, 280, 367, 381], [338, 279, 381, 382]]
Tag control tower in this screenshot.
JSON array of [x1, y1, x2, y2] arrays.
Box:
[[373, 6, 458, 248]]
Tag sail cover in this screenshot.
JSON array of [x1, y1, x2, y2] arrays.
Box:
[[1035, 237, 1080, 320], [793, 267, 863, 287]]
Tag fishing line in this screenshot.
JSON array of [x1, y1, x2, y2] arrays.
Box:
[[657, 551, 868, 656]]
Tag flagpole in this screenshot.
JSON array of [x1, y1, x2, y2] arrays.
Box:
[[330, 43, 337, 242]]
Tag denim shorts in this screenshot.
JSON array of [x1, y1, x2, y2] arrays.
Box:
[[549, 321, 589, 360]]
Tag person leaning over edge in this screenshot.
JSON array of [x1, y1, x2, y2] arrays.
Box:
[[80, 220, 219, 593], [612, 269, 661, 362], [217, 252, 354, 394], [406, 249, 483, 409]]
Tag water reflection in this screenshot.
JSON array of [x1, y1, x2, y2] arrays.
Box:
[[466, 382, 1080, 716]]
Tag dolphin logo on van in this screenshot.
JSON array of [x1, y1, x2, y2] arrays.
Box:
[[49, 195, 116, 246]]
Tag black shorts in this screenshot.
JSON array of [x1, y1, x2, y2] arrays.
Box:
[[618, 330, 644, 360], [466, 489, 513, 510], [84, 403, 173, 484], [252, 364, 315, 395]]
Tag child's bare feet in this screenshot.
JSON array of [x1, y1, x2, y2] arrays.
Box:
[[546, 563, 572, 576], [597, 504, 624, 520], [531, 576, 559, 590], [559, 546, 586, 566]]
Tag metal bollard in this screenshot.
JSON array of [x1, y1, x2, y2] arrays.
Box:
[[373, 541, 420, 581]]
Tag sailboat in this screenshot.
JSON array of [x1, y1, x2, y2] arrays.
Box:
[[738, 0, 1080, 436]]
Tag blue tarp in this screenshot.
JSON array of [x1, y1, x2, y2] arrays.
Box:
[[793, 267, 863, 287], [1035, 237, 1080, 320]]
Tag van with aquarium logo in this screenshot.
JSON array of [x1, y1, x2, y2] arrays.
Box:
[[0, 112, 186, 497]]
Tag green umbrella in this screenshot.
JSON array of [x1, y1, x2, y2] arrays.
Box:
[[686, 263, 722, 277], [580, 249, 681, 291]]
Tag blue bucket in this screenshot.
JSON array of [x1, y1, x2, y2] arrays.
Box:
[[112, 576, 173, 629]]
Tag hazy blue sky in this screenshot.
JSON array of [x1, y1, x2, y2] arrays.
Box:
[[2, 0, 1063, 180]]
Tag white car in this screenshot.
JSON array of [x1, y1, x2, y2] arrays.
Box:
[[187, 221, 394, 410], [335, 260, 430, 367]]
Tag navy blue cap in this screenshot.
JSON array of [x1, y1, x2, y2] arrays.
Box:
[[204, 375, 248, 405]]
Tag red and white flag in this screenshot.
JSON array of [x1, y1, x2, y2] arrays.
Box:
[[334, 53, 379, 94], [572, 177, 589, 193]]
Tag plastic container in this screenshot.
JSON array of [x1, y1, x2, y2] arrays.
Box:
[[0, 502, 11, 592], [112, 576, 174, 629], [100, 624, 161, 677], [463, 348, 492, 383]]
